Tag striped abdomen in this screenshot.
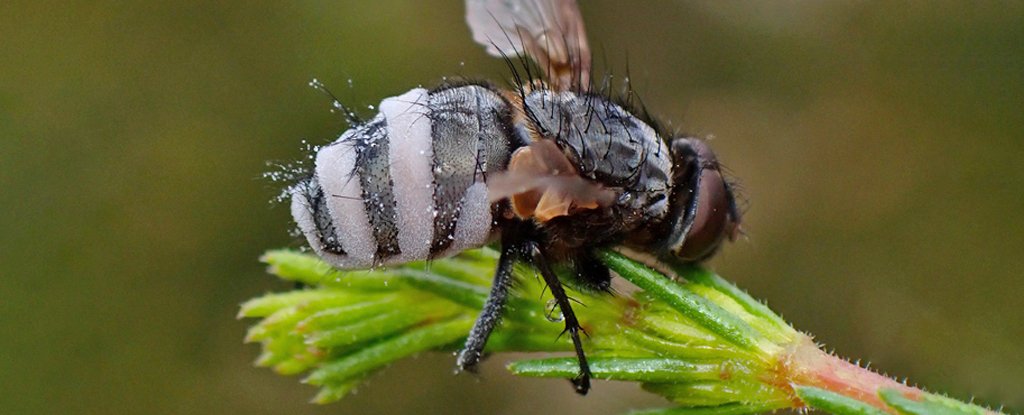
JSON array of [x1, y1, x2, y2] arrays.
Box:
[[291, 85, 515, 268]]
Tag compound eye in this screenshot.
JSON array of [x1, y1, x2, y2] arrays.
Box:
[[675, 167, 740, 262]]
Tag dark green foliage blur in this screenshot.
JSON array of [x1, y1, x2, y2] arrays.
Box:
[[1, 1, 1020, 414]]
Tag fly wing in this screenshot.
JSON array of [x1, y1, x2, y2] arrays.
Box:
[[466, 0, 591, 92], [488, 140, 615, 222]]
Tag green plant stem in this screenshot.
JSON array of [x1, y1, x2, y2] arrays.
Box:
[[242, 248, 1007, 415]]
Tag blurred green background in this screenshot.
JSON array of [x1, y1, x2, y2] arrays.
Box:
[[2, 1, 1021, 414]]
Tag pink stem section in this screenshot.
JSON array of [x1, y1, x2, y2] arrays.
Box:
[[779, 335, 923, 413]]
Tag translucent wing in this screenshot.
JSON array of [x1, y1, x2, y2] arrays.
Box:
[[488, 140, 615, 222], [466, 0, 591, 91]]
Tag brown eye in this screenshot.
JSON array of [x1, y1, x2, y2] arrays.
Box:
[[663, 138, 741, 262], [675, 167, 740, 261]]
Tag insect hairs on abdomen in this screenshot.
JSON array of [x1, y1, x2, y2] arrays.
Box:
[[291, 83, 517, 268]]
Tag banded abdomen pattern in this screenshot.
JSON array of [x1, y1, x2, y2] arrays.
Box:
[[291, 85, 514, 268]]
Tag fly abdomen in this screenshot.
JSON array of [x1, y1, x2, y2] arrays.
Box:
[[291, 84, 514, 269], [427, 85, 515, 255]]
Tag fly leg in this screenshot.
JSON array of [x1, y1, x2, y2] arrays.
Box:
[[455, 229, 521, 372], [529, 242, 593, 395]]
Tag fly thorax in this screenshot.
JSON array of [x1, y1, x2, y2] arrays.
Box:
[[522, 90, 673, 224]]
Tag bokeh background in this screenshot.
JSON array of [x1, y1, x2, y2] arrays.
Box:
[[2, 1, 1021, 414]]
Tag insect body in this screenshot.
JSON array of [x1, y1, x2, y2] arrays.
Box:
[[289, 0, 742, 395]]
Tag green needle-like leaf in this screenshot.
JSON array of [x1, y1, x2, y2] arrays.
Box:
[[796, 386, 890, 415], [628, 402, 790, 415], [596, 250, 772, 354], [241, 248, 1010, 414], [879, 389, 989, 415], [510, 357, 727, 382], [305, 317, 473, 386]]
